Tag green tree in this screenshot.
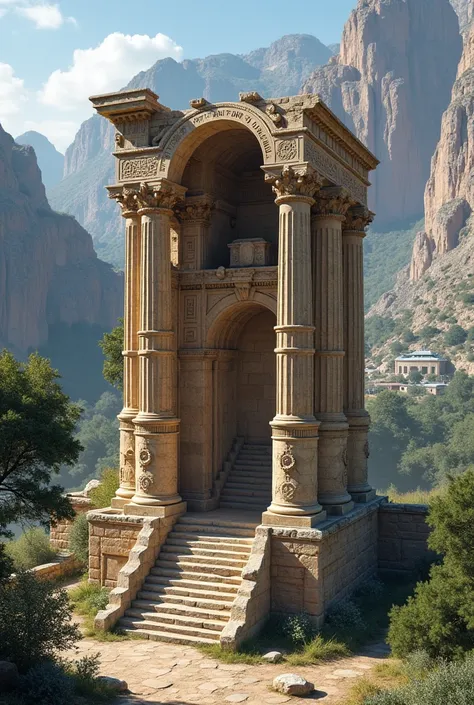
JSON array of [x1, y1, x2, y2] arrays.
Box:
[[444, 325, 467, 346], [99, 319, 124, 391], [408, 370, 423, 383], [0, 351, 82, 538]]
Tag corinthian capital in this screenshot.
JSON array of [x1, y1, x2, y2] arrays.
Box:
[[343, 205, 374, 233], [177, 196, 214, 223], [108, 186, 139, 214], [313, 187, 356, 218], [264, 165, 322, 203], [136, 180, 186, 212]]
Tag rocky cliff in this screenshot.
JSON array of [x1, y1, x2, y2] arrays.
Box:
[[49, 34, 331, 267], [0, 123, 122, 353], [410, 19, 474, 280], [303, 0, 462, 228], [451, 0, 474, 29], [15, 130, 64, 191]]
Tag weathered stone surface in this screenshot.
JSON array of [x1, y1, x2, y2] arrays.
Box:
[[451, 0, 474, 30], [97, 676, 128, 691], [303, 0, 461, 227], [0, 124, 122, 353], [0, 662, 19, 692], [272, 674, 314, 696], [263, 652, 283, 663]]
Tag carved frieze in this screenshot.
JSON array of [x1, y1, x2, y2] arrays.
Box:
[[265, 165, 322, 201], [135, 181, 184, 211], [178, 200, 214, 223], [119, 156, 160, 182], [304, 139, 367, 205]]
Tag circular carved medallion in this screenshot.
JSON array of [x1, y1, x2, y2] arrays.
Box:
[[280, 479, 298, 502], [280, 444, 296, 472], [138, 471, 154, 493], [139, 448, 152, 467]]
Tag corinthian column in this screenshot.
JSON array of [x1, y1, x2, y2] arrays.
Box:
[[312, 187, 355, 515], [178, 195, 214, 270], [343, 206, 375, 502], [127, 180, 187, 515], [262, 166, 325, 527]]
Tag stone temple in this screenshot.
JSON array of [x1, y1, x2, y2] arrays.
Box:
[[85, 87, 390, 647]]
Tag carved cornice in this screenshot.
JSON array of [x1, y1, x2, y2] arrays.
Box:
[[343, 205, 374, 233], [264, 165, 322, 203], [313, 186, 355, 218]]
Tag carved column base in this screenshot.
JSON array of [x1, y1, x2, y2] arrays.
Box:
[[263, 419, 326, 528], [346, 412, 375, 502], [129, 416, 182, 508], [317, 417, 353, 515], [113, 411, 137, 506]]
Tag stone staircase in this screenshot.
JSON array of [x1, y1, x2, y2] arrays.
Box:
[[219, 443, 272, 512], [118, 512, 257, 644]]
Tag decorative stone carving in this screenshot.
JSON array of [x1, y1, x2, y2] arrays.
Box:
[[266, 103, 283, 126], [120, 448, 135, 485], [239, 91, 263, 103], [280, 444, 296, 472], [136, 181, 183, 211], [139, 447, 152, 467], [276, 139, 298, 162], [364, 440, 370, 459], [305, 140, 368, 205], [120, 156, 160, 181], [215, 266, 226, 280], [111, 186, 139, 213], [314, 186, 356, 217], [228, 238, 271, 267], [265, 165, 322, 201], [178, 200, 214, 223], [344, 205, 374, 232], [138, 471, 154, 493], [115, 132, 124, 148], [190, 97, 210, 110], [277, 444, 300, 503]]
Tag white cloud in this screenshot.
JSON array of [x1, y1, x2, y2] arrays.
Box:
[[0, 2, 76, 28], [40, 32, 183, 114], [0, 63, 27, 118]]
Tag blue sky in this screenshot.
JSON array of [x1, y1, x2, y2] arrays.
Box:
[[0, 0, 356, 151]]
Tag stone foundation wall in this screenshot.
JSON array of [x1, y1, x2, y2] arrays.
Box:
[[50, 495, 92, 551], [88, 512, 142, 588], [30, 554, 83, 581], [378, 503, 435, 574], [270, 499, 381, 624]]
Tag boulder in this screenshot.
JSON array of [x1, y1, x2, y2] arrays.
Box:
[[97, 676, 128, 692], [83, 479, 101, 497], [263, 651, 283, 663], [273, 673, 314, 696], [0, 661, 19, 692]]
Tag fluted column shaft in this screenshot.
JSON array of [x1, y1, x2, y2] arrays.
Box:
[[313, 188, 354, 514], [179, 196, 214, 270], [263, 166, 324, 526], [116, 210, 141, 501], [132, 205, 181, 507], [343, 207, 374, 501]]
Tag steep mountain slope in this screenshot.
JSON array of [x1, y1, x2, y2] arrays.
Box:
[[367, 20, 474, 374], [451, 0, 474, 29], [0, 124, 122, 355], [49, 34, 331, 267], [15, 130, 64, 191], [303, 0, 462, 228]]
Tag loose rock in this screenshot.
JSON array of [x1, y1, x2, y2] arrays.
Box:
[[97, 675, 128, 692], [263, 651, 283, 663], [273, 673, 314, 696], [0, 662, 19, 692]]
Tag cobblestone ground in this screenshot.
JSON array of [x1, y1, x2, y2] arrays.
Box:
[[66, 637, 389, 704]]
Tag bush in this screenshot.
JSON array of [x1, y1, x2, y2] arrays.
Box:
[[390, 342, 405, 356], [325, 599, 366, 636], [388, 470, 474, 659], [68, 513, 89, 564], [462, 293, 474, 305], [445, 325, 467, 346], [281, 613, 315, 646], [19, 662, 74, 705], [89, 468, 119, 509], [69, 578, 110, 635], [0, 571, 80, 672], [5, 528, 56, 571]]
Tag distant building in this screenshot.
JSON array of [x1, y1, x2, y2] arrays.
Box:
[[395, 350, 447, 377], [423, 383, 448, 396]]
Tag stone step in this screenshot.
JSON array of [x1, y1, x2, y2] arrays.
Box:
[[234, 461, 272, 468], [221, 487, 270, 499], [124, 608, 226, 632], [220, 501, 267, 511], [173, 523, 255, 540], [138, 583, 237, 602], [117, 625, 218, 645], [166, 537, 252, 553], [120, 617, 223, 640], [158, 551, 247, 568], [131, 598, 232, 618], [240, 448, 271, 455], [219, 494, 269, 506], [226, 475, 272, 486], [147, 569, 241, 587], [168, 530, 253, 544], [162, 543, 251, 559]]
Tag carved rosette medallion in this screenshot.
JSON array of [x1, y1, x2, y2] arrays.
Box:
[[138, 471, 154, 493], [265, 165, 322, 202], [277, 444, 300, 503], [139, 447, 152, 467], [280, 444, 296, 472]]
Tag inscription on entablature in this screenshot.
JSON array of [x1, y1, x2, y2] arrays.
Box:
[[305, 140, 367, 205], [119, 156, 160, 181], [160, 106, 274, 172]]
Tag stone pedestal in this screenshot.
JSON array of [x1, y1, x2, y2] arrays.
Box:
[[312, 188, 355, 515], [262, 166, 325, 528], [342, 207, 375, 502]]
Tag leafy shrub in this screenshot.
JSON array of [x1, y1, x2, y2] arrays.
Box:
[[71, 653, 100, 681], [19, 662, 74, 705], [5, 528, 56, 571], [467, 352, 474, 362], [281, 613, 315, 646], [390, 342, 405, 356], [418, 326, 440, 341], [69, 578, 110, 635], [0, 571, 80, 672], [325, 599, 366, 636], [68, 513, 89, 564], [388, 470, 474, 659], [444, 325, 467, 346], [89, 467, 119, 509], [462, 293, 474, 305], [402, 330, 417, 343]]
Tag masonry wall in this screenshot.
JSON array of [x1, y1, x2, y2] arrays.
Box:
[[88, 514, 142, 588], [378, 503, 435, 574], [50, 496, 92, 552]]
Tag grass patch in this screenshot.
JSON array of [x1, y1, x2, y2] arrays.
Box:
[[198, 643, 264, 665], [381, 485, 443, 505], [285, 635, 350, 666], [344, 660, 409, 705]]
